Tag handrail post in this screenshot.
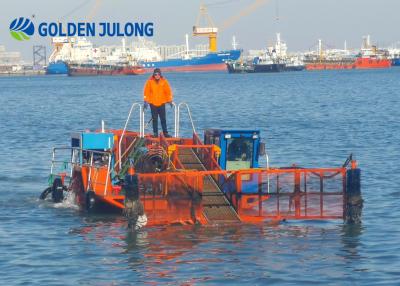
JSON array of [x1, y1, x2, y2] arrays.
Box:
[[87, 152, 94, 191], [171, 102, 177, 137], [50, 148, 56, 175], [104, 154, 112, 196], [177, 104, 180, 137], [141, 105, 145, 137], [70, 149, 76, 177], [265, 152, 270, 194]]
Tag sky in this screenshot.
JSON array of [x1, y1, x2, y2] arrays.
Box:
[[1, 0, 399, 62]]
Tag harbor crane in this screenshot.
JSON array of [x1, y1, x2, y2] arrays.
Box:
[[193, 4, 218, 52], [193, 1, 270, 52]]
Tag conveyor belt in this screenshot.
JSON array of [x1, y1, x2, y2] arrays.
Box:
[[178, 149, 240, 223]]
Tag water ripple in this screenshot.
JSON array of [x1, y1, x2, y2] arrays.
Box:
[[0, 70, 400, 284]]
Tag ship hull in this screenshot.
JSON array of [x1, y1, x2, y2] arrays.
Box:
[[68, 65, 145, 76], [141, 50, 241, 73], [145, 63, 228, 72], [254, 63, 286, 72], [227, 62, 305, 73], [391, 58, 400, 66], [46, 60, 68, 75], [285, 65, 306, 71], [306, 58, 391, 70]]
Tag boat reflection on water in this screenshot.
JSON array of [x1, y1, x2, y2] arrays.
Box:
[[68, 217, 366, 283], [341, 224, 364, 261]]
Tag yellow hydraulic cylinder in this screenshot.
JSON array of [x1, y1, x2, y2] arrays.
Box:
[[209, 33, 217, 52]]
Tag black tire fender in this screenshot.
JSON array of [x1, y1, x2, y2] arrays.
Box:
[[85, 190, 96, 212], [39, 187, 52, 200]]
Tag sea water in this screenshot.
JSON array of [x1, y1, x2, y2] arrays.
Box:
[[0, 69, 399, 285]]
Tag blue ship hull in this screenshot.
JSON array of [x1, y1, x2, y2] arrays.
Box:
[[140, 50, 241, 72], [46, 61, 69, 75], [392, 58, 400, 66]]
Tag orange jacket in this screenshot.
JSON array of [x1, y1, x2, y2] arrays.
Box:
[[143, 76, 173, 107]]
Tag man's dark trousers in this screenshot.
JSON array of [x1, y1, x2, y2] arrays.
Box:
[[150, 104, 168, 136]]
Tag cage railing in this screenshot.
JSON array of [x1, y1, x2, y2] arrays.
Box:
[[104, 166, 348, 221]]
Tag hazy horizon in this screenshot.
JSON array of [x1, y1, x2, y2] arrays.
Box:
[[1, 0, 399, 62]]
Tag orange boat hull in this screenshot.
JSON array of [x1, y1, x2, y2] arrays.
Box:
[[306, 57, 391, 70]]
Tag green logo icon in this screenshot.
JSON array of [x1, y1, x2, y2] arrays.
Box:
[[9, 17, 35, 41]]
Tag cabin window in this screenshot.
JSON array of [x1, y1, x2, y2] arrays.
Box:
[[226, 138, 253, 170]]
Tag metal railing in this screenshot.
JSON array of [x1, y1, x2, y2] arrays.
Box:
[[119, 102, 144, 169], [50, 147, 112, 195], [50, 147, 81, 180], [177, 102, 196, 137], [84, 150, 112, 194], [120, 101, 196, 139], [133, 166, 347, 221]]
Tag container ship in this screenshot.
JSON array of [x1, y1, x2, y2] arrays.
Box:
[[304, 36, 391, 70], [227, 33, 304, 73]]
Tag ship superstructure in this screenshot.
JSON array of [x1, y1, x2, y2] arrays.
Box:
[[304, 36, 391, 70], [227, 33, 304, 73]]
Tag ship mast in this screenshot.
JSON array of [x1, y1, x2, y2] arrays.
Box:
[[318, 39, 323, 62], [185, 34, 190, 58], [232, 36, 238, 50]]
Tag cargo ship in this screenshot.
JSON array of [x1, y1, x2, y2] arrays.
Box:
[[305, 57, 391, 70], [46, 36, 241, 74], [68, 62, 145, 76], [392, 58, 400, 66], [387, 47, 400, 66], [305, 36, 391, 70], [46, 5, 242, 74], [46, 60, 69, 75], [46, 37, 71, 75], [227, 33, 304, 73], [141, 49, 241, 72], [47, 37, 147, 75], [140, 6, 242, 73], [226, 60, 304, 73], [46, 37, 98, 75]]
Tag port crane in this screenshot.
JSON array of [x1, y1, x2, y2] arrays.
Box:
[[193, 4, 219, 52], [193, 1, 270, 53]]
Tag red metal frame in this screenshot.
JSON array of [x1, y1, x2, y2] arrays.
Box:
[[67, 131, 350, 225]]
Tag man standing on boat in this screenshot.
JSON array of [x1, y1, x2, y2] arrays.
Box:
[[143, 68, 173, 137]]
